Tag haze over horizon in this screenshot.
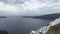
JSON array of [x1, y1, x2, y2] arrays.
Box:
[[0, 0, 60, 16]]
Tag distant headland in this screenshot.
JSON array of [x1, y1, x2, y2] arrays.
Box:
[[22, 13, 60, 20], [0, 16, 7, 18]]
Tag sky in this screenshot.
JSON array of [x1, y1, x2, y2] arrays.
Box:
[[0, 0, 60, 16]]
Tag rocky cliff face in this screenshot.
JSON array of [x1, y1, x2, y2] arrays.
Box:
[[0, 30, 9, 34], [46, 23, 60, 34]]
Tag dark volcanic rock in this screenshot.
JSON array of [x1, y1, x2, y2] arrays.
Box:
[[0, 30, 9, 34]]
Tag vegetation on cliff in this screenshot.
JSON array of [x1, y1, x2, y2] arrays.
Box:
[[46, 23, 60, 34]]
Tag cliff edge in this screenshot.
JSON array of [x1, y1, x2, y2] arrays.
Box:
[[46, 23, 60, 34]]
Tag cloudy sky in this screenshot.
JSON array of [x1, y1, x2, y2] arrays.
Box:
[[0, 0, 60, 16]]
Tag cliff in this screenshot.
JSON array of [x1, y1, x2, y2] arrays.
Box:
[[29, 18, 60, 34], [46, 23, 60, 34], [0, 30, 9, 34]]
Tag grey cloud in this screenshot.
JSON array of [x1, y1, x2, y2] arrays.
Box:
[[0, 0, 28, 4], [0, 0, 59, 5], [0, 0, 59, 4], [0, 0, 60, 16], [38, 0, 59, 3]]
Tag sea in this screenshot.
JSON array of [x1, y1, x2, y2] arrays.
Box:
[[0, 16, 52, 34]]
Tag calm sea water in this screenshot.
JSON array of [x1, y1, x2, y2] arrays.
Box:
[[0, 16, 52, 34]]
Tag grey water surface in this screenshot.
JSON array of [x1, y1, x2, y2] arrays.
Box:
[[0, 16, 52, 34]]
